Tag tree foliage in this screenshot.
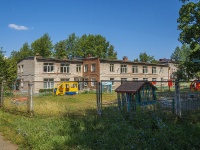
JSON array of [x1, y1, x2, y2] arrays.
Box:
[[53, 33, 117, 59], [171, 44, 193, 80], [171, 44, 190, 62], [177, 0, 200, 77], [138, 52, 157, 63], [31, 33, 53, 57], [0, 47, 6, 81], [53, 40, 67, 59]]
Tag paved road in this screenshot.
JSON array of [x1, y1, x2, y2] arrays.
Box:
[[0, 133, 18, 150]]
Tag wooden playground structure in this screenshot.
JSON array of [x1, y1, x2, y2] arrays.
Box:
[[115, 81, 157, 112]]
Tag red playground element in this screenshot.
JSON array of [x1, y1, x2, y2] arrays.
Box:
[[190, 80, 200, 91]]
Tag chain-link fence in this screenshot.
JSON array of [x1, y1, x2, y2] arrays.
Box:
[[0, 80, 200, 117], [99, 80, 200, 117]]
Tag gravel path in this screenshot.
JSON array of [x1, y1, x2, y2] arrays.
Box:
[[0, 133, 18, 150]]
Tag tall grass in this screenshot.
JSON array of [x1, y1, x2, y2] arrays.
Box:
[[0, 93, 200, 149]]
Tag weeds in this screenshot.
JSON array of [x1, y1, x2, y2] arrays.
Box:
[[0, 94, 200, 149]]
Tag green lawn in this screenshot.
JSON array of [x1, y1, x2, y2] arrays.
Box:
[[0, 93, 200, 150]]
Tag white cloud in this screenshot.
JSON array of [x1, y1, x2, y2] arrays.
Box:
[[8, 24, 29, 30]]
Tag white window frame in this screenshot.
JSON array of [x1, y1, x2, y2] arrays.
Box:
[[152, 78, 156, 82], [143, 78, 148, 81], [133, 78, 138, 81], [21, 65, 24, 73], [143, 66, 148, 74], [120, 65, 127, 73], [60, 63, 70, 73], [84, 78, 88, 86], [110, 64, 114, 72], [152, 67, 156, 74], [132, 65, 138, 74], [76, 64, 81, 72], [44, 78, 54, 89], [91, 78, 96, 86], [84, 64, 88, 72], [43, 63, 54, 73], [20, 79, 23, 87], [91, 64, 96, 72]]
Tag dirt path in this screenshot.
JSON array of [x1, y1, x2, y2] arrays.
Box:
[[0, 133, 18, 150]]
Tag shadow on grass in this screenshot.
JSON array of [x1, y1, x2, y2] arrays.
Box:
[[52, 107, 200, 150]]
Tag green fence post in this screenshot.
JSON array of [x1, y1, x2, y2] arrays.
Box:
[[175, 80, 181, 117], [0, 81, 4, 108]]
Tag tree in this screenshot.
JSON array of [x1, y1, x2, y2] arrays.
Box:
[[171, 44, 192, 80], [53, 40, 67, 59], [171, 44, 190, 62], [177, 0, 200, 74], [138, 52, 157, 63], [77, 34, 117, 59], [0, 47, 6, 81], [19, 42, 33, 59], [53, 33, 117, 59], [31, 33, 53, 57], [66, 33, 79, 58], [4, 58, 17, 83]]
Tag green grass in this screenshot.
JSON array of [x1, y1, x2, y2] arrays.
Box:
[[0, 93, 200, 149]]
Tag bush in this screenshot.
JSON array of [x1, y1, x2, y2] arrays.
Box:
[[39, 89, 53, 93]]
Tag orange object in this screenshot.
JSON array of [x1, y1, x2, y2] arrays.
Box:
[[190, 80, 200, 91]]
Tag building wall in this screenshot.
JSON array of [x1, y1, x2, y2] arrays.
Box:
[[99, 62, 169, 81], [17, 56, 176, 93], [82, 57, 100, 89], [17, 57, 35, 92]]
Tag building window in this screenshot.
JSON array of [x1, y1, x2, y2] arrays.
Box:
[[76, 64, 81, 72], [133, 78, 138, 81], [20, 79, 23, 87], [110, 78, 114, 85], [143, 78, 148, 81], [143, 66, 148, 74], [84, 64, 88, 72], [18, 66, 20, 73], [152, 78, 156, 82], [44, 78, 54, 89], [21, 65, 24, 73], [91, 64, 96, 72], [152, 78, 156, 84], [152, 67, 156, 74], [91, 78, 96, 86], [43, 63, 54, 73], [160, 67, 163, 73], [132, 65, 138, 73], [121, 78, 127, 84], [110, 64, 114, 72], [61, 78, 70, 82], [84, 78, 88, 86], [120, 65, 127, 73], [60, 63, 70, 73]]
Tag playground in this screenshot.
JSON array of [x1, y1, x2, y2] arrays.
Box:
[[1, 80, 200, 117]]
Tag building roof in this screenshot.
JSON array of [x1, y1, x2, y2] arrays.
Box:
[[115, 81, 156, 93]]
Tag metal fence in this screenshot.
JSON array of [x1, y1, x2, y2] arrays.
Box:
[[99, 80, 200, 117], [0, 80, 200, 117]]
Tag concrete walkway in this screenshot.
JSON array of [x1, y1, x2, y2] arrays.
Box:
[[0, 133, 18, 150]]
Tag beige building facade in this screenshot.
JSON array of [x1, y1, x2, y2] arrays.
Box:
[[17, 55, 176, 93]]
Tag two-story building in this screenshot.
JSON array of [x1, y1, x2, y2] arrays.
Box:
[[16, 54, 176, 93]]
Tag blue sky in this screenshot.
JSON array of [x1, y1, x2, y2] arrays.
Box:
[[0, 0, 183, 60]]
